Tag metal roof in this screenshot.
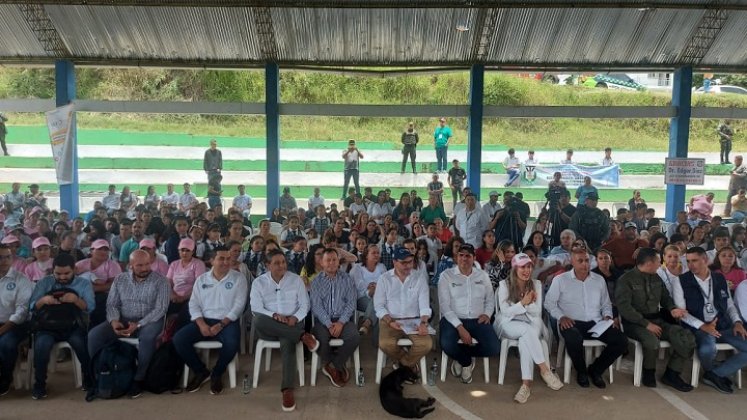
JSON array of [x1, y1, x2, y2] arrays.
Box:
[[0, 1, 746, 70]]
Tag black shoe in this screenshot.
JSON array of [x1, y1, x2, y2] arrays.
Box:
[[576, 373, 590, 388], [722, 376, 733, 388], [588, 366, 606, 389], [702, 371, 733, 394], [0, 379, 11, 396], [209, 375, 224, 395], [128, 381, 143, 399], [642, 369, 657, 388], [32, 384, 47, 400], [186, 370, 211, 393], [85, 388, 96, 402], [661, 369, 693, 392]]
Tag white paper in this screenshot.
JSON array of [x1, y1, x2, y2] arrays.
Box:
[[589, 319, 613, 338], [399, 319, 436, 335]]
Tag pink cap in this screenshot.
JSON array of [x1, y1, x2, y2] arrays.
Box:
[[1, 235, 19, 245], [29, 206, 43, 216], [91, 239, 110, 250], [32, 237, 51, 249], [511, 253, 534, 268], [139, 238, 157, 249], [178, 237, 195, 251]]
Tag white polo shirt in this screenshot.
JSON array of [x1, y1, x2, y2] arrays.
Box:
[[438, 266, 494, 327], [0, 269, 33, 324], [189, 269, 248, 322]]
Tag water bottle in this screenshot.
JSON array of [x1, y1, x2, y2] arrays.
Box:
[[357, 369, 365, 387], [428, 358, 438, 386], [242, 374, 251, 394]]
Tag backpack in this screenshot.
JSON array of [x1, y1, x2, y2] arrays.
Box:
[[91, 340, 138, 400], [30, 288, 88, 334], [143, 341, 183, 394]]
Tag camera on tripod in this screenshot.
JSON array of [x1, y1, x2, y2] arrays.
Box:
[[545, 186, 566, 210]]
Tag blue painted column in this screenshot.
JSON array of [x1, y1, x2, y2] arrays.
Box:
[[266, 63, 280, 218], [665, 66, 692, 222], [55, 60, 79, 217], [467, 64, 484, 199]]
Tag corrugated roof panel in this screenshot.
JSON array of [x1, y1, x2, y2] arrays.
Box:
[[701, 11, 747, 67], [0, 5, 48, 57]]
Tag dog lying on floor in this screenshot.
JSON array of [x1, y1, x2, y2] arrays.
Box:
[[379, 366, 436, 418]]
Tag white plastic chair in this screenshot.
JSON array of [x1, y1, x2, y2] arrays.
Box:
[[269, 222, 283, 237], [311, 338, 361, 386], [439, 339, 490, 383], [252, 339, 305, 388], [27, 341, 82, 389], [375, 338, 428, 385], [629, 338, 671, 387], [691, 343, 743, 389], [182, 341, 238, 389]]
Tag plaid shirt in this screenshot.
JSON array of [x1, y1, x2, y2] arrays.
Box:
[[310, 270, 357, 327], [286, 250, 306, 275], [312, 217, 330, 236], [380, 242, 397, 270]]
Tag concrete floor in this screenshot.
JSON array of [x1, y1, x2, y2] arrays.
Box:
[[2, 343, 745, 420]]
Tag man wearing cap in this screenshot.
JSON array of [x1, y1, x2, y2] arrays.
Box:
[[602, 221, 648, 270], [616, 248, 695, 391], [76, 239, 123, 326], [374, 247, 433, 374], [483, 191, 502, 220], [438, 243, 499, 384], [0, 244, 33, 395], [342, 140, 363, 199], [88, 250, 170, 398], [503, 148, 522, 187], [569, 191, 609, 251], [401, 122, 419, 175], [203, 138, 223, 183], [102, 184, 120, 215], [545, 248, 628, 388], [434, 117, 452, 173], [490, 191, 528, 248], [454, 193, 489, 248]]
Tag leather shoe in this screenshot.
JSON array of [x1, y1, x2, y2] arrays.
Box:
[[660, 370, 693, 392], [576, 373, 590, 388], [588, 367, 606, 389], [642, 369, 657, 388]]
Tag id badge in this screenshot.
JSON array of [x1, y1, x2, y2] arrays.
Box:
[[705, 303, 715, 315]]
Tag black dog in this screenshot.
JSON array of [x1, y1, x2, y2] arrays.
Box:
[[379, 366, 436, 418]]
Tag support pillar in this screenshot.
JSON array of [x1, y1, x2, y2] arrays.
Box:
[[467, 64, 484, 199], [55, 60, 79, 217], [665, 67, 692, 222], [265, 63, 280, 218]]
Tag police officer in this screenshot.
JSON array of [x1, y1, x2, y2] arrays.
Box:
[[568, 191, 608, 250], [616, 248, 694, 391]]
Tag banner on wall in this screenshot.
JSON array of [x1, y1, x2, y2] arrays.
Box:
[[46, 104, 75, 185], [521, 164, 620, 188]]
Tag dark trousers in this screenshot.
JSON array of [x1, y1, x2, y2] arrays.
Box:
[[33, 328, 92, 388], [253, 313, 304, 390], [167, 301, 192, 331], [402, 146, 417, 173], [0, 133, 7, 155], [87, 318, 163, 381], [0, 325, 25, 384], [90, 292, 109, 327], [173, 319, 240, 379], [436, 146, 448, 172], [439, 318, 500, 367], [312, 320, 360, 371], [451, 185, 462, 209], [623, 319, 695, 372], [560, 320, 627, 376], [721, 140, 732, 164], [343, 169, 360, 198]]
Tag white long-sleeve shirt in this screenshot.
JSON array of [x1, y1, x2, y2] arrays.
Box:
[[671, 272, 742, 329], [544, 269, 613, 322], [250, 270, 309, 321], [0, 269, 33, 324], [349, 263, 387, 298], [374, 269, 431, 320], [189, 269, 248, 322], [438, 266, 494, 327]]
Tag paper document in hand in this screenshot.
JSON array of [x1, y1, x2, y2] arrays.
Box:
[[400, 319, 437, 335], [589, 319, 614, 338]]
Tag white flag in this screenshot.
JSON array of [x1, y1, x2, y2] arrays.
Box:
[[46, 104, 75, 185]]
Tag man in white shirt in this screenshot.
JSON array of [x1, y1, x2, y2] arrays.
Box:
[[232, 184, 253, 219], [671, 247, 747, 394], [249, 249, 319, 411], [454, 193, 489, 248], [342, 139, 363, 199], [525, 150, 538, 166], [374, 248, 432, 373], [349, 193, 367, 218], [308, 187, 325, 212], [161, 183, 180, 213], [0, 244, 33, 395], [544, 249, 627, 388], [601, 147, 615, 166], [102, 184, 120, 215], [438, 244, 498, 384], [482, 191, 502, 220], [560, 149, 574, 165], [503, 148, 521, 187], [179, 183, 198, 216], [368, 191, 393, 225], [173, 246, 248, 396]]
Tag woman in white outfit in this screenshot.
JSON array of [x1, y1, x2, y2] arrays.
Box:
[[494, 253, 563, 403]]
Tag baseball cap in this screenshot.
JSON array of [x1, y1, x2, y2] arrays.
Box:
[[586, 192, 600, 200], [393, 247, 415, 261], [512, 253, 534, 268], [489, 191, 500, 197], [1, 235, 19, 245], [179, 237, 196, 251], [624, 222, 637, 230], [458, 244, 476, 256], [348, 139, 356, 145], [91, 239, 110, 250], [139, 238, 157, 249], [32, 237, 51, 249]]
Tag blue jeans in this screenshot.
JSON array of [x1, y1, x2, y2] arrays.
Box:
[[731, 211, 746, 222], [694, 328, 747, 377], [436, 146, 448, 172], [439, 318, 500, 367], [0, 325, 26, 384], [173, 319, 240, 379], [506, 169, 520, 186], [87, 318, 163, 381], [342, 169, 360, 198], [33, 328, 92, 388]]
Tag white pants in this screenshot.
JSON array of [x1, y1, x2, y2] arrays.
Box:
[[497, 320, 546, 380]]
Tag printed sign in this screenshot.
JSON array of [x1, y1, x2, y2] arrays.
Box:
[[522, 164, 620, 188], [664, 158, 705, 185], [46, 104, 75, 185]]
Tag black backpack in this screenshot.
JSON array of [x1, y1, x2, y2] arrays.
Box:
[[90, 340, 138, 400], [143, 341, 183, 394], [30, 287, 88, 334]]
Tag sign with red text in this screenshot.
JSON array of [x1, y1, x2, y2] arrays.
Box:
[[665, 158, 705, 185]]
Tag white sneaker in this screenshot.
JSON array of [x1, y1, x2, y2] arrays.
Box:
[[460, 362, 473, 384], [514, 384, 531, 404], [541, 370, 564, 391], [450, 361, 463, 378]]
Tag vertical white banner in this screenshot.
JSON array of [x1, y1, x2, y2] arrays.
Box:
[[46, 103, 75, 185]]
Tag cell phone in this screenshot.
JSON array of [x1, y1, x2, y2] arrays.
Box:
[[52, 291, 65, 299]]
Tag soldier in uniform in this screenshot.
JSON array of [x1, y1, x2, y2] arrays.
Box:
[[616, 248, 695, 391], [568, 191, 608, 251]]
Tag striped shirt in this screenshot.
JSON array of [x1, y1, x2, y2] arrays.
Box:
[[310, 270, 357, 328], [106, 271, 170, 327]]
